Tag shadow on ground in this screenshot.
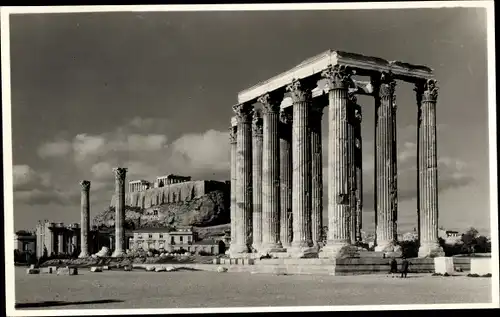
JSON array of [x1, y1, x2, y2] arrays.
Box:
[[15, 299, 124, 308]]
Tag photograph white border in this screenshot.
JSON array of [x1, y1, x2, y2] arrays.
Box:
[[2, 1, 498, 315]]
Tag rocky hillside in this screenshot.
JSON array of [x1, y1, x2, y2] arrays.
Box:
[[93, 190, 229, 230]]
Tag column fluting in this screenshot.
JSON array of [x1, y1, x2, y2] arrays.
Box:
[[347, 97, 357, 244], [229, 103, 254, 257], [251, 110, 263, 252], [279, 109, 293, 248], [58, 232, 64, 254], [78, 180, 91, 258], [374, 72, 398, 252], [320, 64, 353, 258], [258, 93, 285, 253], [287, 78, 316, 257], [229, 125, 237, 252], [310, 100, 326, 249], [112, 167, 127, 257], [416, 79, 444, 257]]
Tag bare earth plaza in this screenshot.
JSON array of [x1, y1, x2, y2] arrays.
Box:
[[6, 4, 497, 313]]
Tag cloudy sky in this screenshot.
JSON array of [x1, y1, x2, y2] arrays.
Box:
[[8, 7, 491, 235]]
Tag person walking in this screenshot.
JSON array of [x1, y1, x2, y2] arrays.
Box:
[[401, 257, 411, 278], [389, 258, 398, 278]]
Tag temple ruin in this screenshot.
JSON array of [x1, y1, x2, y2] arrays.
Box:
[[229, 50, 444, 259]]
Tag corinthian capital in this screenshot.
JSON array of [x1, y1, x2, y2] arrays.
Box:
[[258, 92, 283, 115], [322, 64, 354, 90], [423, 78, 439, 102], [233, 103, 254, 123], [113, 167, 127, 185], [378, 71, 396, 100], [252, 109, 263, 136], [80, 180, 91, 191], [229, 126, 237, 144], [286, 78, 315, 103]]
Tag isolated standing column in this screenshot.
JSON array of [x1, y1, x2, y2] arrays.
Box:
[[416, 79, 445, 257], [310, 100, 326, 248], [374, 72, 398, 252], [78, 180, 91, 258], [259, 92, 285, 253], [251, 110, 263, 252], [354, 105, 363, 242], [279, 109, 293, 248], [229, 124, 237, 252], [229, 103, 254, 257], [320, 64, 353, 258], [287, 78, 316, 257], [112, 167, 127, 257]]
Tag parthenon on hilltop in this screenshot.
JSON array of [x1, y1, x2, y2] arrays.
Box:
[[228, 50, 444, 259]]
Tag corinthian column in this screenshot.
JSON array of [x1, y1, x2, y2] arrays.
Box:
[[320, 64, 353, 258], [229, 124, 237, 251], [310, 100, 326, 249], [112, 167, 127, 257], [416, 79, 444, 257], [287, 78, 316, 257], [251, 110, 263, 252], [279, 109, 293, 248], [78, 180, 91, 258], [229, 103, 254, 257], [374, 72, 398, 252], [258, 92, 285, 253], [354, 105, 363, 242]]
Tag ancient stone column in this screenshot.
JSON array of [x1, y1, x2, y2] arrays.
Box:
[[229, 124, 237, 251], [78, 180, 91, 258], [416, 79, 445, 257], [374, 71, 398, 252], [279, 109, 293, 248], [287, 78, 316, 257], [251, 110, 263, 252], [58, 231, 64, 254], [112, 167, 127, 257], [258, 92, 285, 253], [354, 105, 363, 242], [320, 64, 353, 258], [310, 100, 326, 248], [229, 103, 254, 257], [347, 98, 357, 245]]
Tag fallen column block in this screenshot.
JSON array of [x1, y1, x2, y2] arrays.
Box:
[[40, 267, 53, 274], [434, 257, 454, 275], [471, 258, 492, 275], [26, 268, 40, 274], [56, 267, 78, 275], [90, 267, 103, 272]]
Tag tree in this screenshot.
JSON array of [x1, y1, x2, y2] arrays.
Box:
[[461, 227, 479, 254]]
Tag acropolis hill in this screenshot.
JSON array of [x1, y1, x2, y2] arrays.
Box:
[[94, 179, 230, 230]]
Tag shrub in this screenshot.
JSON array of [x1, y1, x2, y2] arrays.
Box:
[[432, 273, 442, 276], [482, 273, 492, 277], [467, 273, 480, 277], [443, 272, 450, 277]]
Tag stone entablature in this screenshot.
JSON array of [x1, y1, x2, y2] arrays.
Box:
[[110, 180, 229, 209], [238, 50, 433, 104]]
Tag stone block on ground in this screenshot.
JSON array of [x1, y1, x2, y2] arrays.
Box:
[[57, 267, 78, 275], [40, 267, 53, 274], [26, 268, 40, 274], [155, 266, 166, 272], [145, 265, 155, 272], [29, 264, 36, 269], [434, 257, 454, 275], [124, 265, 133, 271], [102, 265, 110, 270], [166, 266, 177, 272], [471, 258, 492, 275], [217, 266, 228, 273], [48, 266, 58, 272], [90, 267, 103, 272]]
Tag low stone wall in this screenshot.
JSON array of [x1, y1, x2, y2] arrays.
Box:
[[452, 257, 471, 272], [470, 257, 492, 275], [110, 180, 228, 208]]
